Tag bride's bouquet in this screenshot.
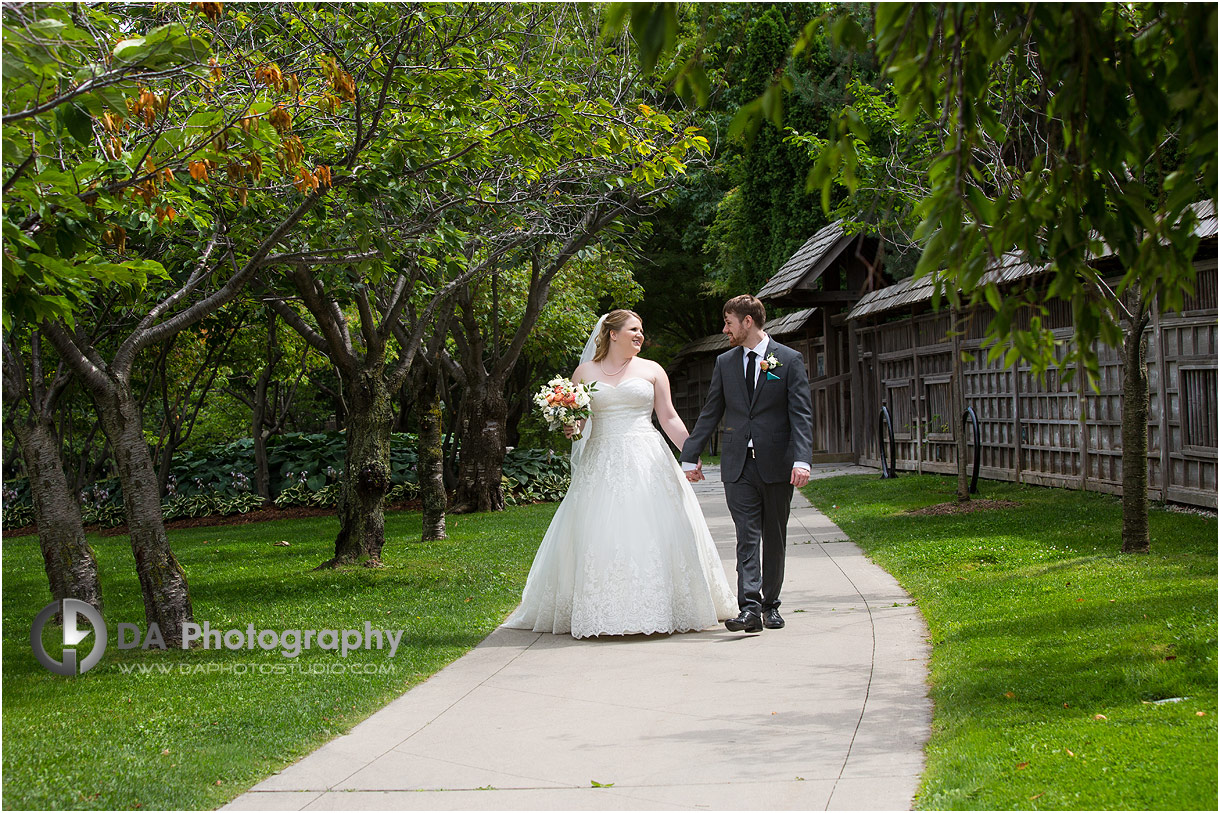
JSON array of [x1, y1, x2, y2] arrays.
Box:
[[534, 377, 596, 441]]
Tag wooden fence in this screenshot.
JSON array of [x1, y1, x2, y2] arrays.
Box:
[[851, 259, 1218, 508]]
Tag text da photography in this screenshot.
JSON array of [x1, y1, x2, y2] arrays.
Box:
[[120, 620, 407, 658]]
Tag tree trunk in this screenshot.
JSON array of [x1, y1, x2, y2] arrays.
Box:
[[442, 383, 460, 491], [323, 369, 392, 567], [251, 373, 273, 503], [452, 385, 508, 513], [1121, 310, 1152, 554], [12, 415, 103, 618], [94, 381, 194, 643], [156, 433, 178, 498], [252, 312, 288, 502], [418, 370, 447, 540], [252, 416, 272, 502], [393, 381, 413, 433]]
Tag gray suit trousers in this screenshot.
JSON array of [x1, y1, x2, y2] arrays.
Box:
[[724, 454, 793, 614]]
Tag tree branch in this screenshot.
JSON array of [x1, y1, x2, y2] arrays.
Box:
[[116, 188, 328, 370], [262, 296, 332, 358]]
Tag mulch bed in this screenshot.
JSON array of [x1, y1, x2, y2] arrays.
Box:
[[4, 499, 424, 539], [904, 499, 1021, 516]]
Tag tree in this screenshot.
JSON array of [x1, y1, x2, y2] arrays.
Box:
[[5, 2, 409, 637], [613, 4, 1217, 544], [411, 316, 453, 542], [446, 240, 648, 514], [145, 311, 244, 494], [220, 308, 319, 501], [605, 4, 869, 351], [3, 3, 214, 631], [1, 329, 103, 617], [826, 4, 1216, 552], [263, 6, 709, 540], [437, 14, 707, 513]]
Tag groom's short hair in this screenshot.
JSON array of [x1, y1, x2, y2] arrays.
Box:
[[724, 295, 766, 328]]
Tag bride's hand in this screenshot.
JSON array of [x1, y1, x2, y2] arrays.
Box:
[[564, 419, 586, 439]]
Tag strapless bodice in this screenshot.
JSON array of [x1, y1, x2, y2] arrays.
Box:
[[587, 377, 656, 438]]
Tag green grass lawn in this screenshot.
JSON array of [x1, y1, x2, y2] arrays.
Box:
[[2, 504, 555, 810], [802, 474, 1218, 811]]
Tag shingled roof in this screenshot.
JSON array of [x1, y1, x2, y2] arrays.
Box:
[[756, 221, 853, 300], [672, 308, 818, 360], [847, 200, 1218, 321]]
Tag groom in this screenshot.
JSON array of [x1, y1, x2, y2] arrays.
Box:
[[681, 295, 813, 633]]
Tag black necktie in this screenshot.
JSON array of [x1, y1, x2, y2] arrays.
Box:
[[746, 350, 757, 400]]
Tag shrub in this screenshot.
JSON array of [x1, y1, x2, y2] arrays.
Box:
[[1, 498, 34, 531], [2, 442, 567, 531], [163, 491, 264, 521], [501, 448, 570, 505], [82, 500, 125, 529], [386, 482, 420, 503]]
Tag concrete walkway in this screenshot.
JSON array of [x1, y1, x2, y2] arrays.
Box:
[[225, 464, 931, 811]]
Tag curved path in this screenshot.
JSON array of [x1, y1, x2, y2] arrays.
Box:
[[225, 464, 931, 811]]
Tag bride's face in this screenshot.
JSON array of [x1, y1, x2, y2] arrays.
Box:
[[611, 318, 644, 357]]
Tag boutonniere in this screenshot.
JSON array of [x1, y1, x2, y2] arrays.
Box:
[[759, 353, 782, 380]]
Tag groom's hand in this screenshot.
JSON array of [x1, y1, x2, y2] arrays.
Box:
[[685, 461, 704, 482], [790, 467, 810, 487]]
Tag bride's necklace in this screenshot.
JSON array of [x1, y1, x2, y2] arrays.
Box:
[[600, 356, 631, 377]]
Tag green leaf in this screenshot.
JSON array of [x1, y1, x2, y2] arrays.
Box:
[[983, 284, 1002, 313], [111, 36, 149, 65], [843, 106, 870, 142], [727, 99, 762, 144], [830, 12, 868, 52], [58, 103, 94, 145]]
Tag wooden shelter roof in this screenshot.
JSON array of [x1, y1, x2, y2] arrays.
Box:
[[757, 221, 852, 300], [847, 200, 1218, 321], [672, 307, 818, 360]]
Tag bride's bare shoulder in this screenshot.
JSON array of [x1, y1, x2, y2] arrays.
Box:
[[639, 358, 666, 378], [572, 361, 596, 382]]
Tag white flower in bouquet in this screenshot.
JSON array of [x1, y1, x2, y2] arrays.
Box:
[[533, 377, 597, 440]]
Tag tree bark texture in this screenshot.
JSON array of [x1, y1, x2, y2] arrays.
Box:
[[251, 313, 282, 502], [418, 368, 447, 540], [1121, 309, 1152, 554], [325, 369, 393, 566], [91, 380, 194, 642], [452, 386, 508, 514], [12, 415, 104, 616], [252, 385, 272, 502]]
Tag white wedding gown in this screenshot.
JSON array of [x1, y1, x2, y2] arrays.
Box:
[[504, 377, 737, 638]]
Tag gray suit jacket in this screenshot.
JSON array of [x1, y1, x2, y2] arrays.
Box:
[[681, 340, 814, 483]]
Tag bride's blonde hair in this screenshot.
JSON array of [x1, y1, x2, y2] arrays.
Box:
[[592, 309, 642, 363]]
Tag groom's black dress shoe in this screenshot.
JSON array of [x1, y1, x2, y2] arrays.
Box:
[[762, 608, 785, 629], [725, 610, 763, 633]]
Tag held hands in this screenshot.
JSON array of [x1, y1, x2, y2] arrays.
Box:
[[563, 419, 587, 439], [790, 467, 810, 488], [684, 460, 704, 483]]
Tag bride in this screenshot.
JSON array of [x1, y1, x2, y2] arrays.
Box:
[[504, 310, 737, 638]]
